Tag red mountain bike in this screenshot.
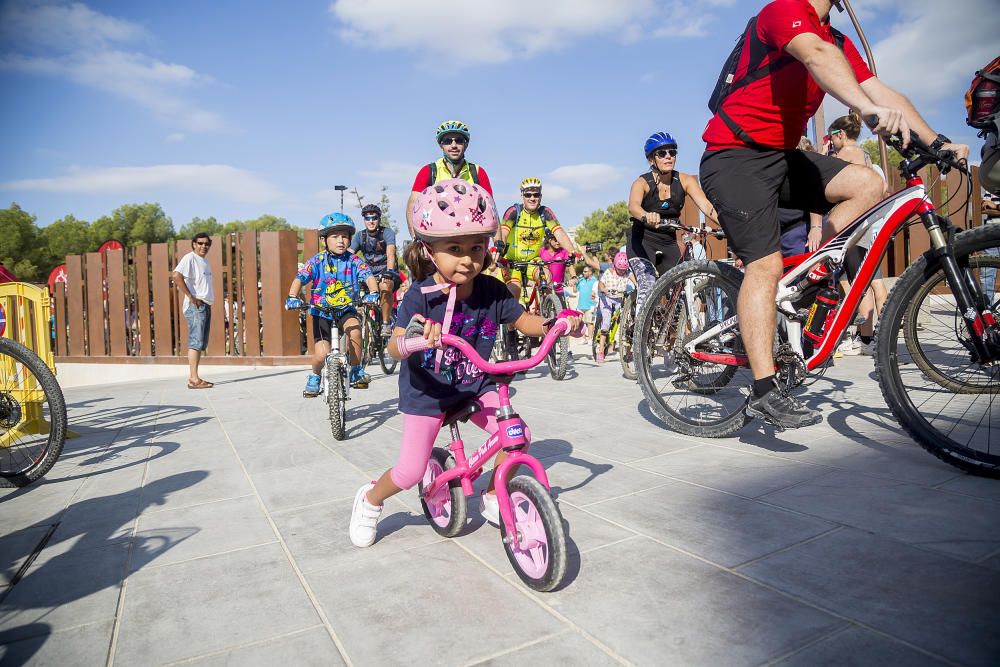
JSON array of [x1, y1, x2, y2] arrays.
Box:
[[634, 134, 1000, 476]]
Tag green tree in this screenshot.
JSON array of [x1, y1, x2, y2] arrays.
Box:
[[90, 203, 174, 246], [863, 138, 903, 171], [42, 214, 92, 263], [0, 203, 43, 281], [377, 186, 398, 234], [573, 201, 631, 252], [177, 216, 222, 238], [221, 214, 291, 235]]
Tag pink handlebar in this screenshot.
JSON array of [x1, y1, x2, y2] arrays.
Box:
[[440, 320, 569, 375]]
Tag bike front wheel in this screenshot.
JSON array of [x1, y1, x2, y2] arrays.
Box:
[[500, 475, 567, 592], [876, 224, 1000, 476], [541, 293, 569, 380], [0, 337, 68, 487], [634, 260, 749, 437], [326, 356, 347, 441]]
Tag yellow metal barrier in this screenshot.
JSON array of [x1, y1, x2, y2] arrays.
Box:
[[0, 282, 74, 446]]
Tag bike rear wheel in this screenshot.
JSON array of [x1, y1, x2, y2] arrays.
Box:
[[327, 356, 347, 441], [619, 291, 638, 380], [379, 309, 398, 375], [876, 225, 1000, 476], [500, 475, 567, 592], [0, 337, 68, 487], [541, 293, 568, 380], [419, 448, 467, 537], [634, 260, 749, 437]]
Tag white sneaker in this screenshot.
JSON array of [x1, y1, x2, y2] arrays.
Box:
[[837, 337, 861, 356], [858, 340, 876, 356], [479, 491, 500, 526], [349, 483, 382, 547]]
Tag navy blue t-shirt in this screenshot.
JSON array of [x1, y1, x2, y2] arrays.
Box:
[[397, 274, 524, 416]]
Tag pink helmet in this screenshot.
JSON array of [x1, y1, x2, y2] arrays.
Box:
[[613, 251, 629, 271], [411, 179, 499, 241]]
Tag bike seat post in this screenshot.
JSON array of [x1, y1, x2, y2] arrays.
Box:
[[446, 424, 473, 495]]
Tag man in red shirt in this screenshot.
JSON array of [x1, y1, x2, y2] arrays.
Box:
[[700, 0, 968, 429], [405, 120, 493, 237]]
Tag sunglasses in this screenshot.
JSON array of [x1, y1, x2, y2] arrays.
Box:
[[439, 136, 468, 146], [363, 215, 380, 221], [194, 241, 211, 247], [522, 191, 541, 199], [654, 148, 677, 158]]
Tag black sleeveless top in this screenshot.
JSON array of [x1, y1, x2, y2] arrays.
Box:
[[628, 171, 686, 252]]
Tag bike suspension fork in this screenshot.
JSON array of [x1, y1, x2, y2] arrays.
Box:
[[923, 213, 998, 363]]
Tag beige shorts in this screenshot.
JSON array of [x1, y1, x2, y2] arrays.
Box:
[[581, 308, 595, 325]]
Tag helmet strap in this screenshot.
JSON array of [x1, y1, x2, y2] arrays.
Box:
[[442, 153, 465, 172], [417, 240, 457, 373]]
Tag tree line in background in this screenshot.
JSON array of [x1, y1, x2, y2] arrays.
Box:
[[0, 186, 399, 283]]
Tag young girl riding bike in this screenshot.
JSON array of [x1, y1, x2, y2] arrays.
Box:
[[349, 179, 582, 547], [595, 252, 636, 364]]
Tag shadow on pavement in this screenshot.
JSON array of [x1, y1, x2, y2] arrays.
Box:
[[0, 472, 207, 652]]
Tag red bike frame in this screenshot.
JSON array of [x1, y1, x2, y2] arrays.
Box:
[[683, 176, 941, 370]]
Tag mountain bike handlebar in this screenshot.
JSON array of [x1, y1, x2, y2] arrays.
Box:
[[655, 221, 727, 239], [862, 115, 969, 175], [498, 258, 577, 268]]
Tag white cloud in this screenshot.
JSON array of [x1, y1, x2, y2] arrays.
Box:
[[0, 1, 224, 132], [165, 133, 185, 143], [1, 165, 283, 204], [547, 163, 624, 192], [329, 0, 728, 66], [867, 0, 999, 107]]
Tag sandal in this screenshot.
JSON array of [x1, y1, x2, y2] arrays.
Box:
[[187, 379, 213, 389]]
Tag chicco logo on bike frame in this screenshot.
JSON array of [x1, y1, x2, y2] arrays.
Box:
[[506, 424, 524, 439]]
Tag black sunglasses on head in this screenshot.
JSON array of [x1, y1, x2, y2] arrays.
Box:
[[440, 136, 468, 146], [194, 241, 211, 247], [522, 191, 541, 199], [654, 148, 677, 158]]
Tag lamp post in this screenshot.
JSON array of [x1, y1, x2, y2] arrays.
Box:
[[841, 0, 890, 171], [334, 185, 348, 214]]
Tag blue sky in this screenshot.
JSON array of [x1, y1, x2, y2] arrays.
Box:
[[1, 0, 996, 241]]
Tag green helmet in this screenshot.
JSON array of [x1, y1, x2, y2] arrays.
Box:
[[435, 120, 470, 143]]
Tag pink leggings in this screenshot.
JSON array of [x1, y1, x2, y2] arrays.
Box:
[[391, 391, 502, 490]]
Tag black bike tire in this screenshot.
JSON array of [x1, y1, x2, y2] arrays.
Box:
[[634, 260, 750, 438], [0, 337, 68, 487], [418, 448, 467, 537], [591, 310, 601, 360], [541, 294, 569, 380], [327, 356, 347, 441], [875, 224, 1000, 476], [500, 475, 567, 592], [619, 291, 638, 380]]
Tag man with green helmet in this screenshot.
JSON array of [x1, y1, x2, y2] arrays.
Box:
[[405, 120, 493, 237]]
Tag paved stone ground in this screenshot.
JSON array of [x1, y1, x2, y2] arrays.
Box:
[[2, 339, 999, 666]]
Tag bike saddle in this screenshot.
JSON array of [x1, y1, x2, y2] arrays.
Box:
[[442, 401, 481, 427]]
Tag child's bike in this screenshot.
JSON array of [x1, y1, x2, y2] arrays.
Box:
[[418, 321, 575, 591], [292, 304, 352, 441], [359, 272, 398, 376]]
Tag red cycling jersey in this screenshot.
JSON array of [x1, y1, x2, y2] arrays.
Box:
[[703, 0, 873, 151], [410, 163, 493, 196]]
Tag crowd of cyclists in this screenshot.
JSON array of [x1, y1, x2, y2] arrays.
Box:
[[277, 0, 983, 546]]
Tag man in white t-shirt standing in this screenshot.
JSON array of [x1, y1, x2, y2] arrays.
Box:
[[171, 232, 214, 388]]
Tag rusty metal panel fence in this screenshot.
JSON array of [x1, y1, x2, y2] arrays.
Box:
[[53, 231, 318, 362]]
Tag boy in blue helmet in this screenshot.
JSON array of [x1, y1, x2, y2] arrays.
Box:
[[286, 213, 381, 395]]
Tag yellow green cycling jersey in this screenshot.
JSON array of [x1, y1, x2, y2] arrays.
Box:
[[500, 204, 562, 261]]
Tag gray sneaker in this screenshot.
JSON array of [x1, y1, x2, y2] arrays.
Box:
[[746, 386, 822, 431]]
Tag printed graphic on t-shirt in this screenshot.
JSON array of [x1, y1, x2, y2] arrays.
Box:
[[414, 311, 499, 384]]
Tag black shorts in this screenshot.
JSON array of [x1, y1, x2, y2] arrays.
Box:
[[370, 267, 402, 292], [700, 148, 849, 264], [311, 309, 359, 344], [626, 223, 682, 275]]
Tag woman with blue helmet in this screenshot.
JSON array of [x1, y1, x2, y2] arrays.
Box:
[[626, 131, 720, 313], [285, 212, 380, 396]]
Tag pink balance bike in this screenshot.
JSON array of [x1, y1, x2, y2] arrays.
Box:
[[417, 321, 572, 591]]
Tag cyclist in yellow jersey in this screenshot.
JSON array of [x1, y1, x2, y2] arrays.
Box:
[[405, 120, 493, 237], [496, 178, 576, 301]]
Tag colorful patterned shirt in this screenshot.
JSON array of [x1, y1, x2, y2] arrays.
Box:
[[296, 251, 373, 320]]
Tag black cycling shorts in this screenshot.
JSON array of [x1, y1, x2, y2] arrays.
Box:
[[371, 267, 403, 292], [311, 310, 359, 344], [700, 148, 849, 264]]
